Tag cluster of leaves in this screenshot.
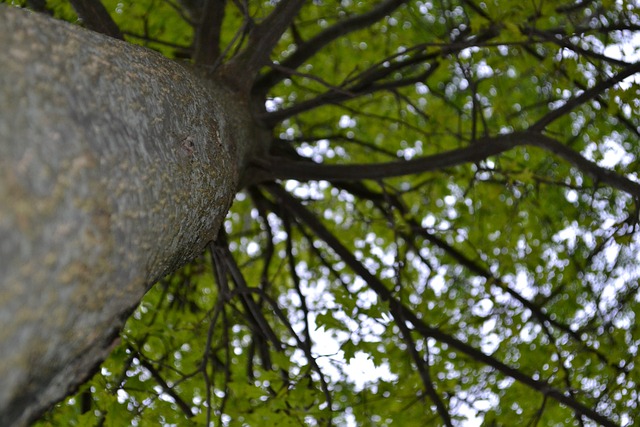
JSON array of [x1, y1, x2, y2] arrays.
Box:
[[15, 0, 640, 425]]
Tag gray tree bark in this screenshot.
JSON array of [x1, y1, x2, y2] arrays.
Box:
[[0, 6, 255, 425]]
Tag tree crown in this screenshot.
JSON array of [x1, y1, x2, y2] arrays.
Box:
[[6, 0, 640, 425]]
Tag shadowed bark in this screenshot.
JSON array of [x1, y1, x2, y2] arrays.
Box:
[[0, 6, 257, 425]]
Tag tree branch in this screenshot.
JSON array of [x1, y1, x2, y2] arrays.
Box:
[[193, 0, 227, 67], [255, 135, 511, 181], [281, 212, 334, 420], [520, 43, 640, 139], [258, 20, 504, 126], [69, 0, 123, 39], [212, 234, 282, 349], [253, 131, 640, 198], [225, 0, 305, 83], [138, 356, 195, 418], [395, 310, 453, 427], [253, 0, 409, 96], [26, 0, 52, 15], [228, 281, 334, 423]]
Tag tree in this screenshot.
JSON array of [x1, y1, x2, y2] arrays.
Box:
[[1, 0, 639, 425]]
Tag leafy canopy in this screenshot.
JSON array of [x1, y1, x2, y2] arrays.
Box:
[[9, 0, 640, 425]]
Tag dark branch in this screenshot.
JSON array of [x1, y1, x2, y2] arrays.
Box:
[[520, 44, 640, 139], [253, 0, 410, 96], [227, 281, 334, 423], [138, 356, 195, 418], [26, 0, 52, 15], [333, 180, 622, 371], [267, 63, 357, 97], [281, 212, 334, 419], [256, 135, 512, 180], [212, 234, 282, 349], [121, 31, 190, 49], [252, 131, 640, 199], [395, 311, 453, 427], [69, 0, 123, 40], [225, 0, 305, 83], [331, 179, 621, 371], [193, 0, 227, 67]]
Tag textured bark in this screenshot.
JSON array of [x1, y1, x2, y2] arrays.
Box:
[[0, 6, 255, 425]]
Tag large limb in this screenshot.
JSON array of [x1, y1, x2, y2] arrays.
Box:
[[193, 0, 227, 67], [255, 132, 640, 198]]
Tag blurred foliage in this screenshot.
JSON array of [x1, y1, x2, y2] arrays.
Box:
[[7, 0, 640, 425]]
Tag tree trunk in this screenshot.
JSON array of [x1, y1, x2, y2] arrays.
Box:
[[0, 6, 254, 425]]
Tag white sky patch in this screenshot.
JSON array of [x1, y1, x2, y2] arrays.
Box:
[[565, 189, 579, 203], [604, 32, 640, 87], [472, 298, 494, 317], [475, 60, 493, 78], [289, 263, 397, 394], [246, 241, 260, 257], [554, 224, 578, 251], [429, 271, 447, 297], [582, 137, 635, 169], [480, 320, 500, 354], [604, 42, 639, 61], [397, 140, 423, 160], [338, 115, 357, 129], [117, 388, 130, 404], [302, 310, 398, 391], [265, 97, 283, 112], [598, 138, 635, 168], [342, 351, 396, 391]]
